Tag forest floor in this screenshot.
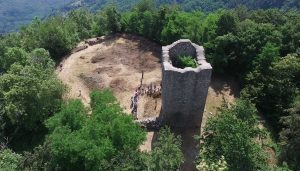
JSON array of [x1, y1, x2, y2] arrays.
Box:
[[56, 34, 240, 171]]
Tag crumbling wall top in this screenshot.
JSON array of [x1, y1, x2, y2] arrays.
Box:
[[162, 39, 212, 73]]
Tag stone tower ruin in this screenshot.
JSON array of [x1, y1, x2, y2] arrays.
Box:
[[161, 40, 212, 128]]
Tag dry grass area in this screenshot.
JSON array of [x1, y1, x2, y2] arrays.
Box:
[[56, 34, 240, 171], [56, 34, 162, 116], [202, 74, 240, 131]]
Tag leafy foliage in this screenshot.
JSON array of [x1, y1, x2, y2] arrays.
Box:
[[175, 55, 197, 69], [0, 48, 65, 137], [21, 143, 53, 171], [146, 127, 184, 170], [1, 0, 300, 34], [280, 96, 300, 171], [105, 6, 121, 34], [198, 100, 267, 171], [0, 149, 22, 171], [0, 2, 300, 170], [25, 17, 79, 60], [109, 126, 184, 171], [45, 90, 146, 170], [243, 54, 300, 130], [196, 155, 228, 171]]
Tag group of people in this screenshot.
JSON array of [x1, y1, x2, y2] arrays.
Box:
[[140, 83, 161, 98], [130, 88, 140, 119], [130, 83, 162, 119]]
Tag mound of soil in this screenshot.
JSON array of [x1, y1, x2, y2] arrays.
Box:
[[110, 78, 128, 92], [78, 73, 105, 90], [93, 67, 121, 76]]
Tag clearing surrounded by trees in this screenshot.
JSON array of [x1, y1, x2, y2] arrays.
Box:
[[56, 34, 239, 170]]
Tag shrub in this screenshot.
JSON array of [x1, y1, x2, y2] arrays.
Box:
[[176, 55, 197, 68]]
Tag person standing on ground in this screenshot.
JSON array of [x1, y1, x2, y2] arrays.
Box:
[[59, 64, 63, 72], [78, 90, 81, 97], [140, 71, 144, 86]]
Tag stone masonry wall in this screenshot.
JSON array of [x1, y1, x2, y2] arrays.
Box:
[[161, 39, 212, 128]]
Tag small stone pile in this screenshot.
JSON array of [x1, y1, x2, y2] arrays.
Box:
[[137, 117, 161, 130], [85, 37, 105, 46], [72, 44, 88, 53]]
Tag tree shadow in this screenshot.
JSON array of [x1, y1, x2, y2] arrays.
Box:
[[100, 34, 119, 47], [8, 126, 48, 153], [121, 34, 162, 61], [210, 73, 240, 98]]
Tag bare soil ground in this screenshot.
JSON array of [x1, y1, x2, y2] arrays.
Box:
[[56, 34, 161, 116], [56, 34, 239, 171]]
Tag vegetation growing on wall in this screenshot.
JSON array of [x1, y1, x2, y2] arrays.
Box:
[[175, 55, 197, 69]]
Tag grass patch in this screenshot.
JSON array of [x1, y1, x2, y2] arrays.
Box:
[[176, 55, 197, 69]]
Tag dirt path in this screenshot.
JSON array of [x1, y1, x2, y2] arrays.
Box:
[[56, 43, 99, 106]]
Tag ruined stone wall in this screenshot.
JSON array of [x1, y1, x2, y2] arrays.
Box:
[[161, 40, 212, 128]]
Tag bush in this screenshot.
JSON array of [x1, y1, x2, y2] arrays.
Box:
[[198, 99, 267, 171], [45, 90, 146, 170], [176, 55, 197, 69]]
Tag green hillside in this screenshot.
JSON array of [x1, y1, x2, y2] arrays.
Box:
[[1, 0, 299, 33], [0, 0, 72, 33], [64, 0, 300, 12]]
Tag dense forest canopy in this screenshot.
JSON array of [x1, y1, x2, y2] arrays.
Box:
[[1, 0, 300, 33], [66, 0, 300, 12], [0, 0, 300, 170]]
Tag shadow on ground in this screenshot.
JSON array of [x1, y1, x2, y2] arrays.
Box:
[[210, 74, 240, 98]]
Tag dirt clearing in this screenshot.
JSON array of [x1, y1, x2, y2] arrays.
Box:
[[56, 34, 239, 171]]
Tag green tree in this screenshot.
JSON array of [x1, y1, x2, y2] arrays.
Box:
[[68, 9, 94, 39], [108, 150, 147, 171], [161, 11, 187, 44], [0, 48, 65, 134], [196, 155, 228, 171], [92, 10, 107, 36], [206, 33, 238, 73], [242, 43, 280, 104], [19, 17, 79, 60], [134, 0, 155, 13], [122, 11, 141, 34], [280, 19, 300, 56], [45, 90, 146, 170], [0, 34, 22, 72], [234, 19, 282, 77], [19, 18, 42, 52], [105, 6, 121, 34], [36, 17, 79, 60], [146, 127, 184, 171], [280, 95, 300, 171], [216, 11, 237, 36], [0, 47, 29, 72], [244, 54, 300, 129], [198, 99, 267, 171], [0, 149, 22, 171], [161, 11, 203, 44], [20, 143, 53, 171]]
